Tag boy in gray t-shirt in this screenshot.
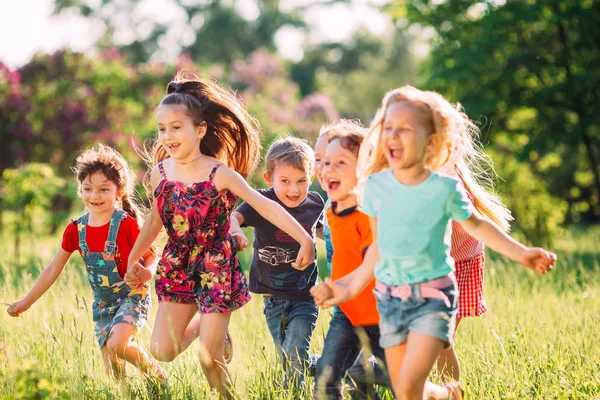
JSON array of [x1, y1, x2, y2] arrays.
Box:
[[232, 137, 323, 388]]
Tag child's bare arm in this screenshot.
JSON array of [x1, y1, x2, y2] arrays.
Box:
[[128, 168, 163, 268], [216, 167, 314, 270], [7, 248, 72, 316], [460, 213, 556, 274], [229, 212, 249, 251]]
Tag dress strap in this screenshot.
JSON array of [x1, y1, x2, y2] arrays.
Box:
[[208, 164, 221, 181], [158, 162, 167, 180]]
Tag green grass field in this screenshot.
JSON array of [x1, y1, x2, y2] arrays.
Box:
[[0, 224, 599, 399]]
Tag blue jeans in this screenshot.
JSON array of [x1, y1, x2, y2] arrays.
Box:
[[263, 295, 319, 388], [314, 310, 390, 400]]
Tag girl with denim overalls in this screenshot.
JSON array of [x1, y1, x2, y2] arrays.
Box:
[[7, 144, 166, 381], [312, 86, 557, 400], [127, 72, 314, 398]]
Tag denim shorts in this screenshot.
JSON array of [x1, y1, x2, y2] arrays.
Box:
[[374, 282, 458, 349]]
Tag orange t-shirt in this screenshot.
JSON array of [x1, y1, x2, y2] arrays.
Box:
[[328, 203, 379, 326]]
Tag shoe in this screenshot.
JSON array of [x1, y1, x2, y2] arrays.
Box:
[[308, 353, 320, 377], [224, 331, 233, 364]]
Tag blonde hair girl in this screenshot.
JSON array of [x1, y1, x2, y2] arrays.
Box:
[[318, 86, 556, 400]]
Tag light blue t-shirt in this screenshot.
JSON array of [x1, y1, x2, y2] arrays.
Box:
[[362, 169, 473, 286]]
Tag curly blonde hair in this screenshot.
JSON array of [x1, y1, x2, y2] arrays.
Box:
[[359, 86, 512, 231]]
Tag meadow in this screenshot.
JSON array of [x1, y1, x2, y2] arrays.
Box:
[[0, 223, 598, 399]]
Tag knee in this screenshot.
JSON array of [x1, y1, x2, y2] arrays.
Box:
[[105, 334, 130, 355], [150, 342, 178, 362], [198, 340, 224, 368]]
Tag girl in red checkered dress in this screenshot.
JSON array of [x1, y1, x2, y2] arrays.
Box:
[[435, 125, 513, 383]]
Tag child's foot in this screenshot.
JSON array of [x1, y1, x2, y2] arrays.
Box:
[[224, 331, 233, 364], [445, 382, 465, 400]]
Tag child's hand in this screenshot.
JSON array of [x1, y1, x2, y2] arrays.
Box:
[[310, 282, 333, 306], [292, 241, 315, 271], [519, 247, 557, 275], [6, 299, 30, 317], [318, 278, 352, 308], [134, 264, 154, 284], [231, 232, 249, 251], [124, 263, 149, 288]]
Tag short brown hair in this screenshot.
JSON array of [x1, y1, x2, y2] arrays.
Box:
[[265, 136, 314, 176], [321, 119, 367, 158]]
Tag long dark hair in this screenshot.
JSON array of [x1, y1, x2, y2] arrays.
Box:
[[149, 72, 261, 179]]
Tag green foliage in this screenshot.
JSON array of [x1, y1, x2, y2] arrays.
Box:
[[0, 226, 599, 398], [5, 360, 70, 399], [2, 163, 69, 259], [488, 141, 567, 247], [396, 0, 600, 223]]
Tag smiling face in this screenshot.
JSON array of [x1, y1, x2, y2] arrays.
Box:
[[322, 138, 359, 206], [265, 162, 312, 208], [157, 104, 206, 163], [80, 172, 121, 216], [381, 101, 433, 172], [314, 134, 329, 191]]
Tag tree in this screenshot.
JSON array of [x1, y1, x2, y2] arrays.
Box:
[[51, 0, 351, 65], [390, 0, 600, 222]]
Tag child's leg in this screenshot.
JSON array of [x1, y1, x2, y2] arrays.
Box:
[[105, 323, 167, 380], [101, 346, 126, 379], [436, 317, 462, 382], [314, 311, 361, 400], [197, 312, 232, 398], [150, 302, 198, 362], [346, 325, 391, 399], [280, 300, 318, 387], [180, 314, 202, 352], [386, 331, 451, 400]]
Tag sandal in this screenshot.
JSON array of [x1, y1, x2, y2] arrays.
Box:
[[445, 382, 465, 400]]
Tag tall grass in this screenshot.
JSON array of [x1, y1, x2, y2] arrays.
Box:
[[0, 224, 598, 399]]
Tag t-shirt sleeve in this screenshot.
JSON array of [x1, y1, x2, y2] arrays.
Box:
[[361, 177, 377, 217], [121, 215, 141, 248], [448, 180, 473, 222], [236, 200, 260, 227], [60, 222, 79, 253], [357, 212, 373, 260]]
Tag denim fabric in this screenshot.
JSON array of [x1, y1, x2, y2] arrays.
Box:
[[346, 353, 390, 400], [263, 295, 318, 388], [78, 210, 150, 348], [375, 283, 458, 348], [314, 310, 389, 400]]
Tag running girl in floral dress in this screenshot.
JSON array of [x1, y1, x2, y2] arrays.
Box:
[[127, 72, 315, 398]]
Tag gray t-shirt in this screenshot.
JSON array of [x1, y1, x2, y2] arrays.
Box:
[[237, 188, 324, 301]]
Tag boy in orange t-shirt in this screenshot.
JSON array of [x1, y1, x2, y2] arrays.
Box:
[[311, 127, 390, 400]]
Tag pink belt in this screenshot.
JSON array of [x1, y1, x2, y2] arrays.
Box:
[[375, 275, 454, 308]]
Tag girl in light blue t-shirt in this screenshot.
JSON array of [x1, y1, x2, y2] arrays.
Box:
[[312, 86, 557, 400]]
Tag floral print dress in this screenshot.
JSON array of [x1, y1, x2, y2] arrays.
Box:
[[154, 162, 250, 313]]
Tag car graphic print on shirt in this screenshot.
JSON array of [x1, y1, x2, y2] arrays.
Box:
[[257, 246, 296, 266]]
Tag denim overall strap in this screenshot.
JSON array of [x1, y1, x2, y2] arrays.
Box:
[[103, 210, 126, 260], [78, 210, 128, 301], [77, 213, 91, 256]]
